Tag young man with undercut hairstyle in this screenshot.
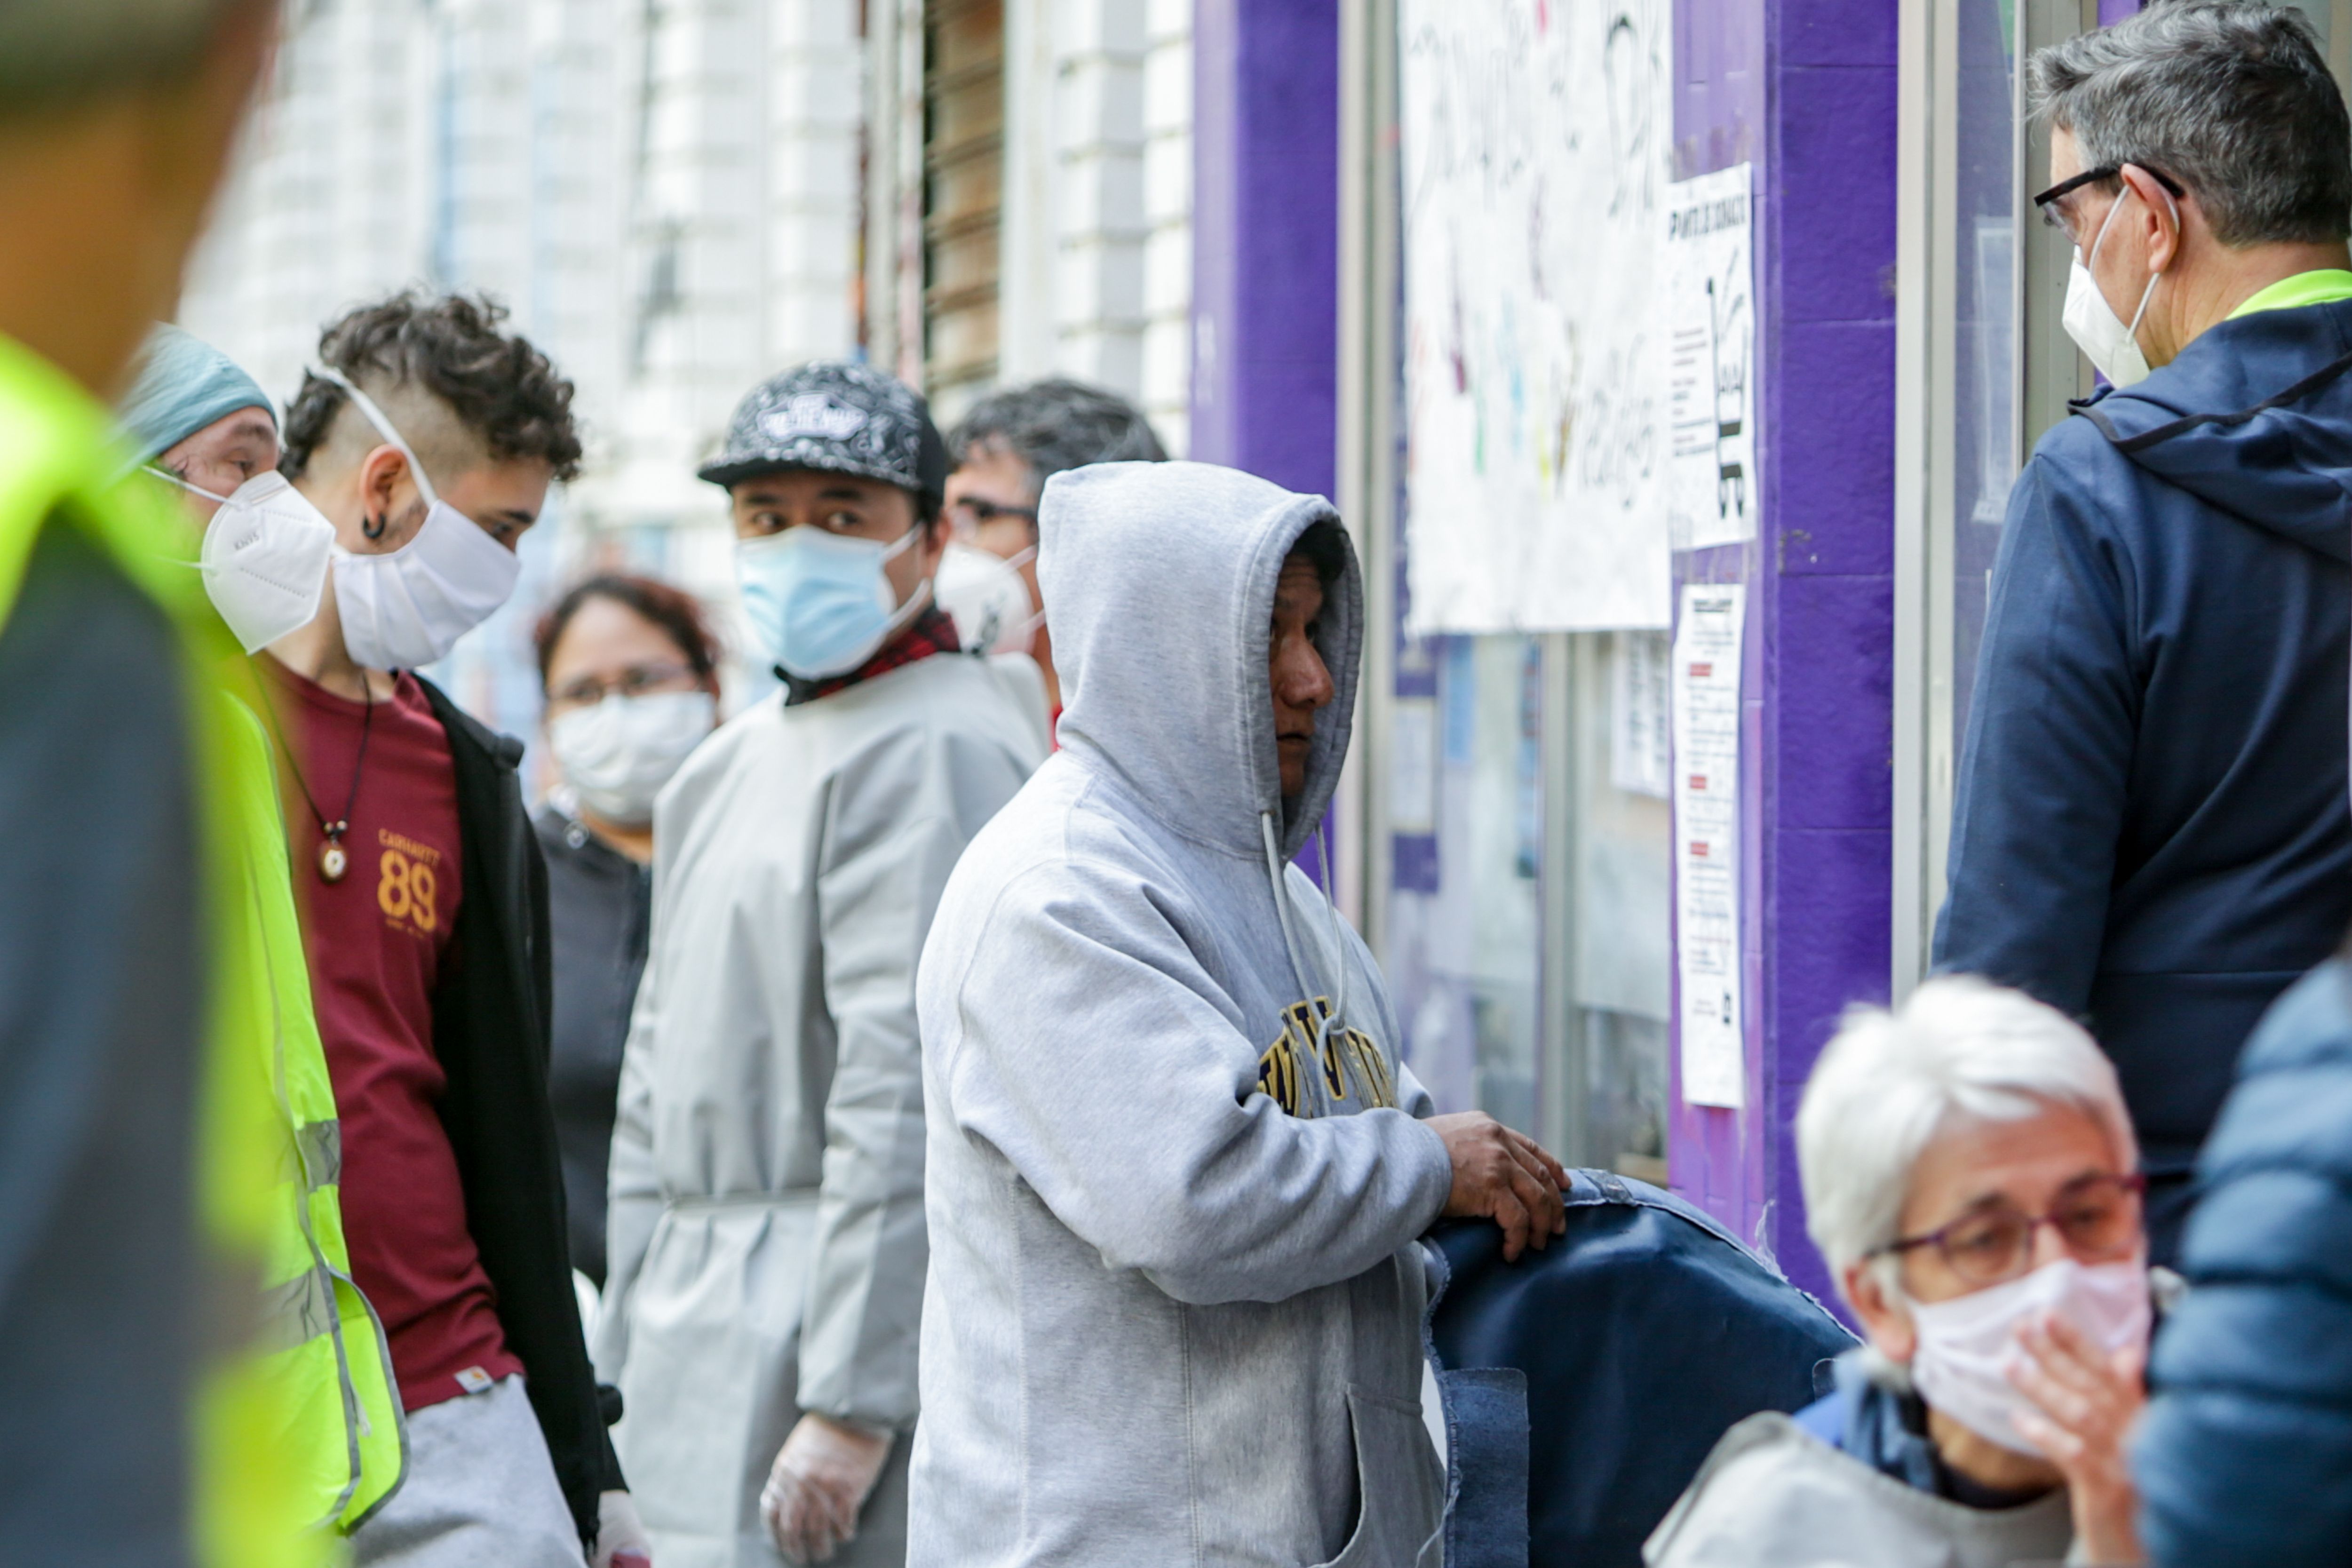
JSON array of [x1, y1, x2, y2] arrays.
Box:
[[267, 292, 650, 1568]]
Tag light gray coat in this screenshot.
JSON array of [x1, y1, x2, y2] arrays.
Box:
[[1645, 1412, 2076, 1568], [598, 652, 1048, 1568], [909, 462, 1456, 1568]]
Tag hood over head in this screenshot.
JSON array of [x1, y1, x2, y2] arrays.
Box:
[[2074, 302, 2352, 565], [1041, 461, 1361, 863]]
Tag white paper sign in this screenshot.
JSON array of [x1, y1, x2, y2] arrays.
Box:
[[1665, 164, 1761, 551], [1673, 582, 1745, 1108], [1398, 0, 1674, 634], [1611, 630, 1670, 798]]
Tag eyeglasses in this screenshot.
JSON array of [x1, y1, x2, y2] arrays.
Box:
[[1871, 1171, 2146, 1288], [946, 497, 1040, 535], [549, 662, 699, 709], [2034, 162, 2185, 247]]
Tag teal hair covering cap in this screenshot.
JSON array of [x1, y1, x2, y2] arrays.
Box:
[[117, 324, 275, 463]]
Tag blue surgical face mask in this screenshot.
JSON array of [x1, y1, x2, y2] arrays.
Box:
[[736, 521, 931, 679]]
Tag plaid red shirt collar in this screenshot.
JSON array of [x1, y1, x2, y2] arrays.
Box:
[[779, 605, 964, 706]]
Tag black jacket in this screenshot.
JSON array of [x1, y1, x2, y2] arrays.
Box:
[[1935, 301, 2352, 1249], [533, 805, 652, 1285], [420, 679, 623, 1543]]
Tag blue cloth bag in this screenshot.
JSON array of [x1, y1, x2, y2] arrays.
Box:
[[1425, 1170, 1855, 1568]]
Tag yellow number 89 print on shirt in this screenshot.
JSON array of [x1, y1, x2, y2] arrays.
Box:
[[376, 841, 440, 936]]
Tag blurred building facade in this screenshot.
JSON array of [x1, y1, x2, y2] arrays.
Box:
[[182, 0, 1195, 731]]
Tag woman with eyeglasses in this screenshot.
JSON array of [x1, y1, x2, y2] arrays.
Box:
[[1648, 977, 2155, 1568], [532, 574, 722, 1289]]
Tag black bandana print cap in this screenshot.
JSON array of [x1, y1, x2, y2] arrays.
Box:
[[698, 359, 952, 509]]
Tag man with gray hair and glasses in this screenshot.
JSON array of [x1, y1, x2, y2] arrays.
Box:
[[938, 379, 1166, 714], [1935, 0, 2352, 1263]]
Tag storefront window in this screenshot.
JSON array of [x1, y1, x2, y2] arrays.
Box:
[[1949, 0, 2021, 769], [1384, 635, 1541, 1132], [1381, 623, 1671, 1173]]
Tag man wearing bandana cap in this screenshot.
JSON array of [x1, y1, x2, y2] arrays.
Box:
[[596, 361, 1047, 1567], [119, 323, 276, 477], [115, 322, 413, 1544]]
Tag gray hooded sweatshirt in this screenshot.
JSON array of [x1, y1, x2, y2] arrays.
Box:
[[909, 462, 1455, 1568]]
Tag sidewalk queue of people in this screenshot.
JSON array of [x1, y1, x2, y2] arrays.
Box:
[[9, 0, 2352, 1565]]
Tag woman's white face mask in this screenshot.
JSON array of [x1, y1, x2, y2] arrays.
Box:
[[548, 689, 716, 828], [154, 466, 337, 654], [1907, 1256, 2152, 1456], [318, 370, 522, 670]]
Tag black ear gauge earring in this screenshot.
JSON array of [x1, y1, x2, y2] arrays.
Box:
[[363, 509, 388, 541]]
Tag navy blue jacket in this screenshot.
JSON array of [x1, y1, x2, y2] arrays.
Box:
[[1426, 1171, 1853, 1568], [1935, 301, 2352, 1200], [2137, 958, 2352, 1566]]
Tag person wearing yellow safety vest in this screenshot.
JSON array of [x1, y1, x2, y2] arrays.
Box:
[[120, 323, 410, 1539], [0, 0, 310, 1562]]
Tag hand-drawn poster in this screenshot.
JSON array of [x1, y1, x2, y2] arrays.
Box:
[[1398, 0, 1674, 633], [1672, 583, 1745, 1109], [1666, 163, 1761, 550]]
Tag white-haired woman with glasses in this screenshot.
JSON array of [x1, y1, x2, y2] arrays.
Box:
[[1647, 977, 2156, 1567]]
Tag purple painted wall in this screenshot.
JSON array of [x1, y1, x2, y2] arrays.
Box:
[[1665, 0, 1898, 1305], [1190, 0, 1342, 498], [1192, 0, 1343, 884]]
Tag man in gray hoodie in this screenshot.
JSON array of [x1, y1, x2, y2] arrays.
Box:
[[911, 461, 1567, 1566]]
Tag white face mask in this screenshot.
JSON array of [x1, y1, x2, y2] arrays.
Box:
[[318, 370, 523, 670], [548, 689, 716, 828], [2061, 183, 2177, 389], [933, 540, 1041, 655], [154, 467, 336, 654], [1907, 1256, 2152, 1456]]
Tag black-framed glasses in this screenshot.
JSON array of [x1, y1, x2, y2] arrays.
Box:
[[2034, 162, 2186, 244], [1871, 1171, 2146, 1288], [947, 497, 1040, 532], [550, 661, 698, 709]]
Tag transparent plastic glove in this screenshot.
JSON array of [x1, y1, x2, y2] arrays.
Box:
[[593, 1489, 653, 1568], [759, 1413, 892, 1564]]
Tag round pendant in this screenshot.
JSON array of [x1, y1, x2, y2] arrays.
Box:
[[318, 840, 349, 883]]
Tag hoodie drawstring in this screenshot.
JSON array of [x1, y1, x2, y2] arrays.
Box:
[[1259, 809, 1363, 1118]]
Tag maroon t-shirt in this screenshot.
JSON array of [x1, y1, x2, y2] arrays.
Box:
[[267, 661, 522, 1411]]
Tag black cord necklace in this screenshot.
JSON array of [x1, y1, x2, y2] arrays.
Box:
[[259, 667, 376, 883]]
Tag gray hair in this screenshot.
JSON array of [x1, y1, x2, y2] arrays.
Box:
[[0, 0, 244, 114], [1796, 976, 2137, 1282], [946, 377, 1168, 503], [2028, 0, 2352, 247]]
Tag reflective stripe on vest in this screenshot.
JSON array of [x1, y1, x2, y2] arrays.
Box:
[[294, 1119, 340, 1192], [255, 1263, 338, 1356]]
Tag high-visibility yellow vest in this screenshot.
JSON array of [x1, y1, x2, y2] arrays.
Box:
[[0, 332, 405, 1562]]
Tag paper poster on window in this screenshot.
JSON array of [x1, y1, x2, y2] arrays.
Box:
[[1666, 163, 1760, 551], [1397, 0, 1674, 634], [1611, 629, 1670, 798], [1673, 582, 1745, 1108]]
